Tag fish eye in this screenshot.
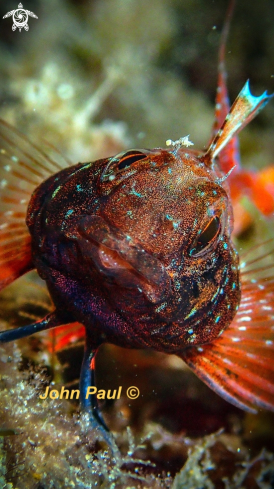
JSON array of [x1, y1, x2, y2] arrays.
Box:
[[117, 151, 147, 170], [100, 149, 149, 185], [190, 215, 221, 257]]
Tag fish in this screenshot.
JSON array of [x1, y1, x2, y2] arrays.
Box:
[[0, 1, 273, 443]]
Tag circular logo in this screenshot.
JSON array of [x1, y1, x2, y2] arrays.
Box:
[[13, 8, 28, 28], [3, 4, 38, 33], [126, 386, 140, 399]]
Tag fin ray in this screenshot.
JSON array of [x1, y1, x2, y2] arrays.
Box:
[[211, 0, 241, 175], [204, 81, 273, 163], [0, 119, 70, 291], [180, 242, 274, 412]]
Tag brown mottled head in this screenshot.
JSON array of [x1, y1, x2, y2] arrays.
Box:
[[28, 141, 240, 354], [75, 145, 240, 353]]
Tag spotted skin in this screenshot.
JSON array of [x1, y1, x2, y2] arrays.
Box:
[[25, 145, 240, 354]]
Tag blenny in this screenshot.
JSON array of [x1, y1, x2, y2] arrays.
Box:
[[0, 1, 273, 443]]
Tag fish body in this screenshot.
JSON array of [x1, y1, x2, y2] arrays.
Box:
[[0, 2, 274, 434], [26, 145, 239, 352]]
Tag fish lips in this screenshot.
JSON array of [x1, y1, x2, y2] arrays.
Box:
[[70, 215, 172, 304]]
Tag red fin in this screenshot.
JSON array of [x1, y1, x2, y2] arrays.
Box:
[[204, 4, 273, 167], [47, 323, 85, 352], [211, 0, 241, 175], [0, 120, 70, 291], [180, 240, 274, 413], [248, 166, 274, 216], [204, 81, 273, 166]]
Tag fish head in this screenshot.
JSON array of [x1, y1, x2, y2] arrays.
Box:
[[77, 145, 240, 350]]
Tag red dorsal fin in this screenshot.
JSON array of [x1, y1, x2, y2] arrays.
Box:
[[211, 0, 241, 174], [205, 0, 273, 171], [213, 0, 234, 134], [0, 120, 71, 291], [203, 81, 273, 167], [179, 240, 274, 413]]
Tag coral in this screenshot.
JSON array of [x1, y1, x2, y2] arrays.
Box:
[[0, 439, 8, 488], [172, 432, 217, 489], [0, 341, 170, 488], [1, 330, 274, 488], [172, 432, 274, 489]]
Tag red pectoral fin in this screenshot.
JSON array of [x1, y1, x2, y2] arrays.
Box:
[[47, 322, 85, 352], [180, 319, 274, 413], [180, 242, 274, 413], [0, 119, 71, 291]]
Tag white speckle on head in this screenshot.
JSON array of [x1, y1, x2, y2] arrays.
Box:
[[20, 199, 27, 204], [0, 223, 8, 230], [4, 210, 14, 216], [189, 335, 197, 343], [238, 326, 246, 331], [0, 149, 6, 154], [259, 284, 265, 290], [109, 174, 115, 181], [262, 305, 272, 311], [232, 337, 240, 342], [266, 340, 273, 346], [4, 165, 11, 171], [11, 155, 19, 162]]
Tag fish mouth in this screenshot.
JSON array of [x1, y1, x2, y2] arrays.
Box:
[[98, 243, 136, 272], [75, 215, 172, 304]]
